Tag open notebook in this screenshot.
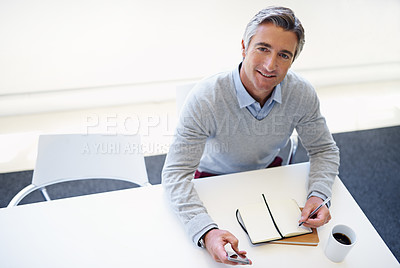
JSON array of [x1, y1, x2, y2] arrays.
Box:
[[236, 194, 319, 246]]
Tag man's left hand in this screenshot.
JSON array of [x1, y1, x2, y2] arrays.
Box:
[[299, 196, 331, 228]]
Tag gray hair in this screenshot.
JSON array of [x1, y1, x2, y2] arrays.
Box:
[[243, 6, 305, 61]]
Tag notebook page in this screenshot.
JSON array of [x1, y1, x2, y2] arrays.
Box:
[[267, 198, 311, 237], [238, 201, 281, 243]]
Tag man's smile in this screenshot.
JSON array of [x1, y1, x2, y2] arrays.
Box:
[[257, 70, 276, 78]]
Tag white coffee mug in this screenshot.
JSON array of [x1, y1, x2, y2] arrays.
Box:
[[324, 224, 357, 263]]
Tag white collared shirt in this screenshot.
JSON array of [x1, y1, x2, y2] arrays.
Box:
[[233, 63, 282, 120]]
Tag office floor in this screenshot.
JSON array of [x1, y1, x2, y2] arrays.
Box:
[[0, 79, 399, 174]]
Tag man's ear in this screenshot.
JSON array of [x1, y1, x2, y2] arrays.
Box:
[[241, 40, 246, 58]]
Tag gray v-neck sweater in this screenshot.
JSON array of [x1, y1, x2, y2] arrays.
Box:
[[162, 68, 339, 245]]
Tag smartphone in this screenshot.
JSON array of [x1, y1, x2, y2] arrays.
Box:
[[226, 251, 250, 265]]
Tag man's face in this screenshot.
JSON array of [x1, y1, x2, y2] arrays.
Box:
[[240, 22, 298, 101]]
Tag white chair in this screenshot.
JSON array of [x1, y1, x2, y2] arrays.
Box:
[[282, 133, 299, 166], [8, 134, 149, 207]]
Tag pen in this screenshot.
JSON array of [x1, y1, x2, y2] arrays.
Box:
[[298, 197, 331, 227]]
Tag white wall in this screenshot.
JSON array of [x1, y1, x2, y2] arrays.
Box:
[[1, 0, 399, 116]]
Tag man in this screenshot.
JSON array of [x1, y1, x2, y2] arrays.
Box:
[[162, 6, 339, 265]]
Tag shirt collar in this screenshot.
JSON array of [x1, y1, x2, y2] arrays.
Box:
[[233, 63, 282, 109]]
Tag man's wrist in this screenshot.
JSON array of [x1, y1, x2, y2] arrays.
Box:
[[308, 191, 331, 208], [198, 227, 219, 248]]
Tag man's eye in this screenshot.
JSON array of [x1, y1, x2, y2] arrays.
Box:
[[279, 53, 290, 60], [257, 47, 269, 52]]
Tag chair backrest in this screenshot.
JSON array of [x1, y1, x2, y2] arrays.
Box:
[[8, 134, 148, 206], [176, 82, 197, 114], [282, 134, 299, 166]]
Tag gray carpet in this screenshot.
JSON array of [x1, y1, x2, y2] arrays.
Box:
[[0, 126, 399, 262]]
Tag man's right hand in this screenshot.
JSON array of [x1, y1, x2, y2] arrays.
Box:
[[203, 228, 252, 265]]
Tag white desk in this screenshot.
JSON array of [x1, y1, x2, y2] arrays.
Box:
[[0, 163, 398, 267]]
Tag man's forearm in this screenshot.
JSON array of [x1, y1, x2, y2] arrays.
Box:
[[162, 160, 218, 245], [162, 125, 218, 245], [307, 144, 340, 199]]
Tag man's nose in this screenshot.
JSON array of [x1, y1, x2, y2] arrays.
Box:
[[264, 54, 277, 72]]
